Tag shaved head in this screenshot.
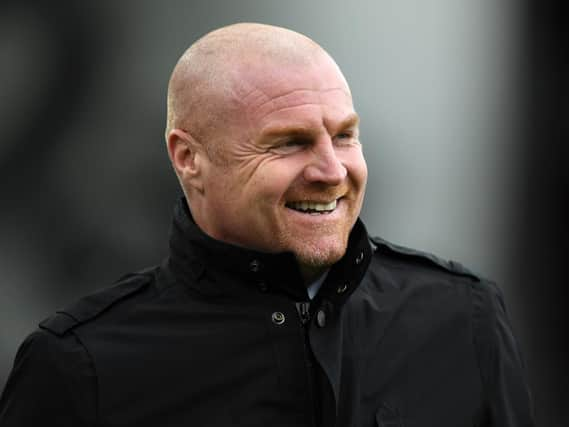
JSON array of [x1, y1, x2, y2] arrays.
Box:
[[165, 23, 343, 158], [165, 23, 365, 281]]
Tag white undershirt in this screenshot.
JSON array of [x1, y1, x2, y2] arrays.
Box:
[[307, 270, 329, 300]]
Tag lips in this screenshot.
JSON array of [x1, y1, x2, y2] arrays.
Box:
[[285, 199, 338, 213]]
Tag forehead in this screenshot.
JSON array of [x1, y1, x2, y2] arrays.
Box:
[[230, 56, 355, 131]]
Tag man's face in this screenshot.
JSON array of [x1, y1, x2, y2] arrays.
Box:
[[197, 54, 367, 271]]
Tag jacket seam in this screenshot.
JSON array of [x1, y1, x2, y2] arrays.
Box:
[[70, 331, 100, 427], [468, 282, 490, 417]]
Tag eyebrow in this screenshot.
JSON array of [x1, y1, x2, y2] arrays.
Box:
[[261, 113, 360, 139], [329, 113, 360, 132]]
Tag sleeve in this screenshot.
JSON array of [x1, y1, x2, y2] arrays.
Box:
[[472, 281, 535, 427], [0, 329, 97, 427]]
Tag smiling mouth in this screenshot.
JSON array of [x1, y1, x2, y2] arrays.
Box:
[[285, 199, 338, 214]]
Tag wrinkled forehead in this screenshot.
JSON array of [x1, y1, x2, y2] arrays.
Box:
[[226, 53, 353, 119]]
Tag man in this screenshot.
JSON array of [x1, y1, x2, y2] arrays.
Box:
[[0, 23, 534, 426]]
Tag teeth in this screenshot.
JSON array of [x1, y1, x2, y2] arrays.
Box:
[[287, 199, 337, 212]]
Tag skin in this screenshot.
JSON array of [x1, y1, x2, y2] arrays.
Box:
[[166, 23, 368, 283]]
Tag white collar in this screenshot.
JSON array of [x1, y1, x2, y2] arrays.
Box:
[[307, 270, 329, 300]]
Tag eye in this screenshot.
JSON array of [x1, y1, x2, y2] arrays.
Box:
[[283, 138, 307, 147], [271, 137, 310, 154], [334, 130, 356, 145]]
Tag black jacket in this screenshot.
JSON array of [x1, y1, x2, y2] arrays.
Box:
[[0, 199, 534, 426]]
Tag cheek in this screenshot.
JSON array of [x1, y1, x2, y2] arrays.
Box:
[[248, 162, 300, 201], [343, 150, 368, 189], [358, 158, 368, 188], [203, 166, 245, 212]]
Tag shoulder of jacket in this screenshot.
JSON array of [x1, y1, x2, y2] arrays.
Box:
[[39, 268, 156, 337], [369, 236, 481, 281]]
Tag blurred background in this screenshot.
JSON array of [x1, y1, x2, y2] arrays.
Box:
[[0, 0, 566, 425]]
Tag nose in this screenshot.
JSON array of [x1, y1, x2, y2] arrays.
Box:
[[303, 138, 347, 185]]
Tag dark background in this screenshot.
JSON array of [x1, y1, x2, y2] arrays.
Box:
[[0, 1, 566, 425]]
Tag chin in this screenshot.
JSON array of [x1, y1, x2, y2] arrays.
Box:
[[290, 236, 348, 271]]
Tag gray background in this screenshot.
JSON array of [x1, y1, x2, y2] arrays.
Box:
[[1, 0, 566, 425]]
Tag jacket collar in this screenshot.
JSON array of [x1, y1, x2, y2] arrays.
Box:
[[165, 198, 372, 304]]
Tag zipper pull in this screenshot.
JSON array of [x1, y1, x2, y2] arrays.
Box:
[[295, 301, 311, 325]]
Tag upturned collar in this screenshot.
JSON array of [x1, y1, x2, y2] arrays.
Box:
[[165, 198, 372, 305]]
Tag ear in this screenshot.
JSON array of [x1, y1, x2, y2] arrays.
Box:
[[166, 128, 206, 193]]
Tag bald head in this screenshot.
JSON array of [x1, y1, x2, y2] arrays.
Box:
[[165, 23, 342, 151], [165, 24, 365, 276]]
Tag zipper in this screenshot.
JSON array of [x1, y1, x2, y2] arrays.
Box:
[[296, 301, 311, 325], [296, 301, 320, 427]]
